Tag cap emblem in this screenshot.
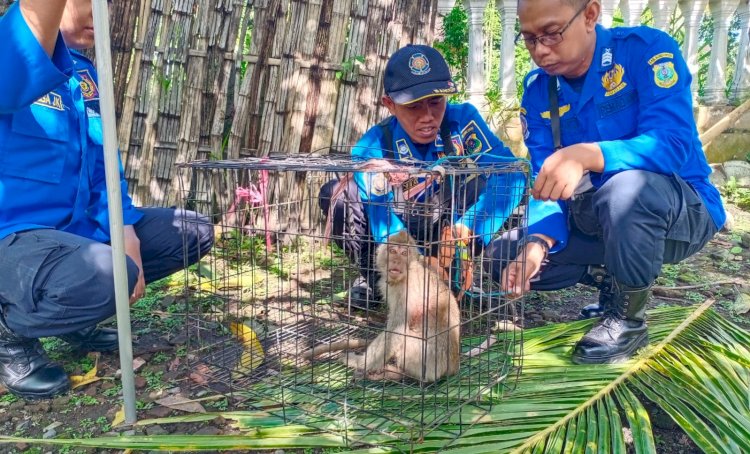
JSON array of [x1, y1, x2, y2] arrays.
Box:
[[409, 53, 431, 75]]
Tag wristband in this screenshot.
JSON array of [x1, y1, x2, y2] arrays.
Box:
[[518, 235, 550, 259]]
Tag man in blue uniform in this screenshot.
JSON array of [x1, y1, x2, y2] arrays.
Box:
[[320, 44, 524, 308], [492, 0, 725, 364], [0, 0, 214, 399]]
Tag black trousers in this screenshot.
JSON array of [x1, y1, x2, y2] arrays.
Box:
[[0, 207, 214, 338]]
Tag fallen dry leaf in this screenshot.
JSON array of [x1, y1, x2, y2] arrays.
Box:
[[112, 406, 126, 427], [69, 353, 101, 390], [155, 394, 207, 413], [733, 293, 750, 315]]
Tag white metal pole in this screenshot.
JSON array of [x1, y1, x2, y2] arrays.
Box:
[[91, 0, 138, 424]]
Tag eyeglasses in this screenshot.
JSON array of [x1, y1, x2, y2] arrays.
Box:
[[515, 1, 590, 48]]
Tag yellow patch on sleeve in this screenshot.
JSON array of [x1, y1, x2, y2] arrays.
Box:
[[647, 52, 674, 66]]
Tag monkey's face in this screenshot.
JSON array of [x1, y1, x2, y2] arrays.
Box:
[[384, 245, 410, 283]]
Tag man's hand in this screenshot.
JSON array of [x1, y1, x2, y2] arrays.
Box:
[[123, 226, 145, 304], [19, 0, 68, 56], [500, 234, 554, 296], [532, 143, 604, 201]]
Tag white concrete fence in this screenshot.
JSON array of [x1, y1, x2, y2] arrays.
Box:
[[438, 0, 750, 108]]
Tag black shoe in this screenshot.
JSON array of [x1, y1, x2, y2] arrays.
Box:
[[59, 326, 119, 353], [571, 281, 650, 364], [347, 276, 380, 311], [0, 315, 70, 400], [571, 317, 649, 364]]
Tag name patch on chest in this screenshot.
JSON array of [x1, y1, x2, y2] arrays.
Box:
[[597, 90, 637, 118], [34, 92, 65, 111]]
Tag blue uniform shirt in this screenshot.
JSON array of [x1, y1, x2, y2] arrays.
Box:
[[0, 3, 142, 243], [520, 24, 726, 252], [353, 102, 524, 244]]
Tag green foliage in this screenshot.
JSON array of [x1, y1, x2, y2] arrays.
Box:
[[721, 176, 750, 209], [434, 1, 469, 95], [5, 306, 750, 453], [143, 370, 166, 391], [483, 3, 502, 89], [335, 55, 365, 81]]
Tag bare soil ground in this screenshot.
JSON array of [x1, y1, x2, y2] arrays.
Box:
[[0, 203, 747, 454]]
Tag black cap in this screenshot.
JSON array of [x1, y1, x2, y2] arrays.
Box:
[[383, 44, 457, 105]]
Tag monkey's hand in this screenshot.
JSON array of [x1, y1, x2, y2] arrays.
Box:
[[437, 224, 474, 292]]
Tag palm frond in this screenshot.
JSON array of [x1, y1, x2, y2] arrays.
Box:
[[4, 302, 749, 453]]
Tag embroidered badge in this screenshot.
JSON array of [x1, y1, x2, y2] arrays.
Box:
[[601, 64, 627, 97], [368, 172, 389, 196], [464, 133, 483, 153], [540, 104, 571, 119], [451, 137, 464, 155], [461, 120, 489, 154], [396, 138, 411, 158], [601, 48, 613, 67], [409, 53, 431, 76], [34, 92, 65, 111], [647, 52, 674, 66], [653, 61, 678, 88], [77, 69, 99, 101]]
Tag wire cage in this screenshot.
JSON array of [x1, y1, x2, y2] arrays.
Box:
[[176, 153, 530, 447]]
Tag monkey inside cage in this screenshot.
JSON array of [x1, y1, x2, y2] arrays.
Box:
[[177, 154, 530, 446]]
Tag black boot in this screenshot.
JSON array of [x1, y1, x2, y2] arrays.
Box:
[[59, 326, 119, 353], [0, 313, 70, 400], [571, 281, 650, 364], [578, 265, 613, 319], [347, 274, 383, 311]]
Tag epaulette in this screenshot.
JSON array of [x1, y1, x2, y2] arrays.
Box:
[[523, 68, 545, 90], [611, 25, 661, 45]]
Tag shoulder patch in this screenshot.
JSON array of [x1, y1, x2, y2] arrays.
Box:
[[653, 61, 678, 88], [34, 92, 65, 111], [77, 69, 99, 101], [461, 120, 489, 154], [395, 138, 412, 159], [647, 52, 674, 66]]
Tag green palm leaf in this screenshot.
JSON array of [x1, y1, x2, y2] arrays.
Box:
[[4, 302, 749, 453]]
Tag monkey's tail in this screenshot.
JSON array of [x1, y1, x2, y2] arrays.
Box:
[[301, 339, 370, 360]]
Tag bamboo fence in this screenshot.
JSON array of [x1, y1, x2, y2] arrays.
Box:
[[1, 0, 440, 207]]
